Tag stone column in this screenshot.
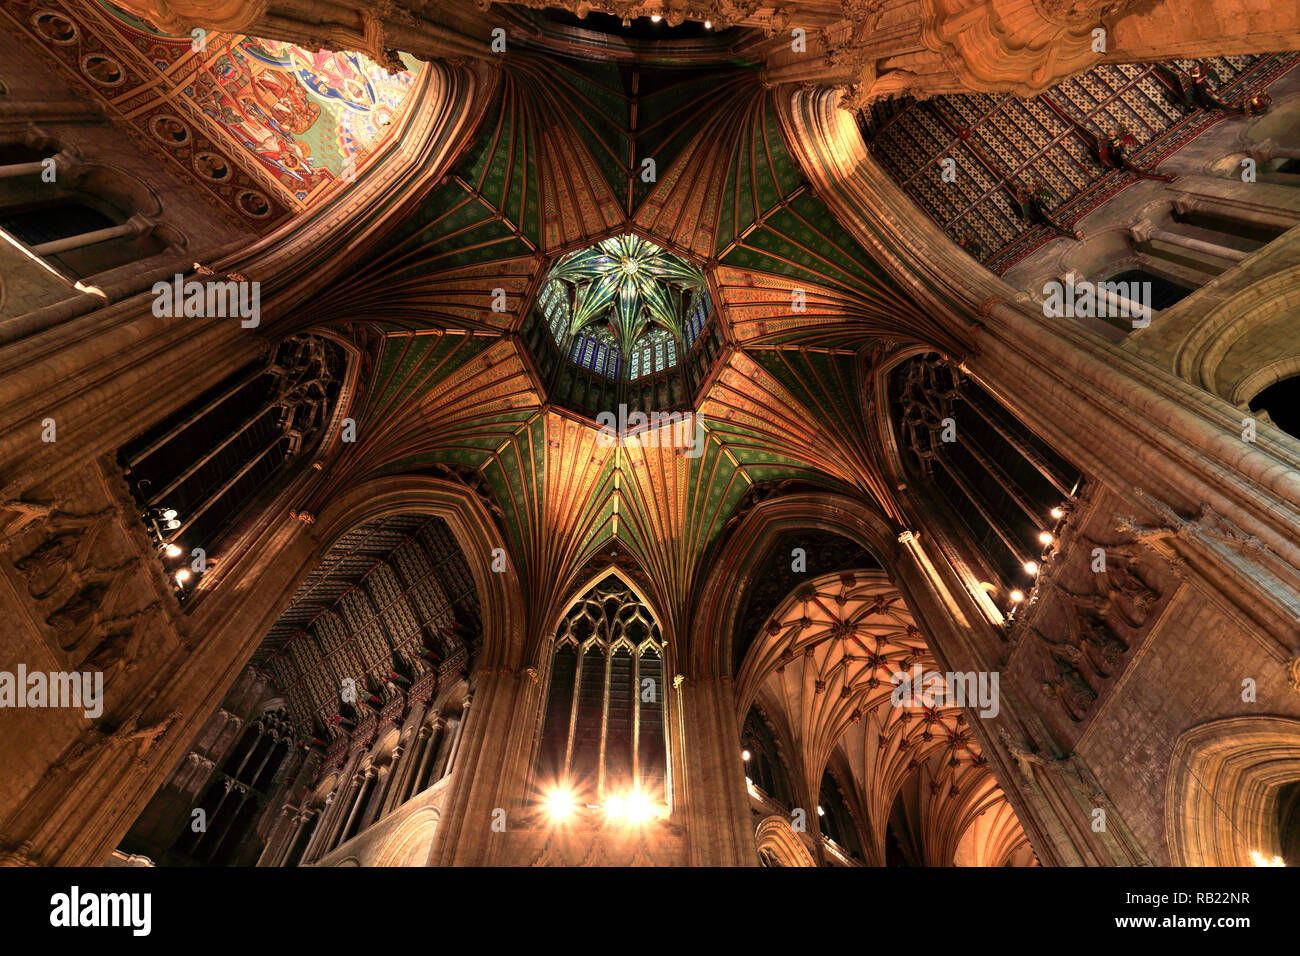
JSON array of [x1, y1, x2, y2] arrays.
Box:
[[256, 805, 297, 867], [298, 790, 337, 865], [338, 767, 377, 847], [272, 808, 318, 868], [1130, 220, 1249, 264], [371, 745, 404, 820], [29, 213, 154, 257], [674, 675, 761, 866], [443, 697, 473, 776]]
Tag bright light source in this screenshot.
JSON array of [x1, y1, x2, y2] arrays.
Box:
[[175, 569, 192, 584], [1251, 850, 1284, 866], [816, 805, 825, 816], [164, 543, 182, 558], [1023, 561, 1038, 575], [162, 509, 178, 521], [1009, 589, 1024, 603], [650, 14, 661, 21], [624, 790, 654, 823], [1050, 507, 1065, 519], [1038, 531, 1053, 545], [742, 749, 751, 761], [704, 20, 713, 28], [604, 792, 626, 820], [165, 519, 181, 530], [545, 789, 575, 821]]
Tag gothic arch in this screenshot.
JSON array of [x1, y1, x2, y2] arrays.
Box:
[[373, 807, 440, 867], [1166, 715, 1300, 866], [754, 815, 816, 867], [304, 475, 525, 669], [1171, 263, 1300, 404], [688, 492, 904, 677]]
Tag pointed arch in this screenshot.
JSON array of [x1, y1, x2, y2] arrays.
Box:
[[1166, 716, 1300, 866]]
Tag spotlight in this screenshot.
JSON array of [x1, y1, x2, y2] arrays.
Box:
[[1023, 561, 1038, 575], [650, 14, 661, 21], [1038, 531, 1053, 545], [704, 19, 712, 28], [162, 509, 178, 521], [175, 568, 192, 584], [165, 519, 181, 530], [1250, 850, 1284, 866], [624, 790, 654, 823], [742, 749, 751, 761], [545, 789, 575, 821], [1009, 589, 1024, 603], [604, 792, 626, 821], [164, 543, 182, 558], [1050, 507, 1065, 519]]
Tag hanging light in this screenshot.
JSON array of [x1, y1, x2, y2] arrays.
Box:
[[1023, 561, 1038, 575]]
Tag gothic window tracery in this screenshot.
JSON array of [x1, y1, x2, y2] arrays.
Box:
[[535, 576, 669, 808]]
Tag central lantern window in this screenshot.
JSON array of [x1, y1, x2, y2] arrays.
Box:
[[534, 576, 670, 816], [537, 234, 711, 381]]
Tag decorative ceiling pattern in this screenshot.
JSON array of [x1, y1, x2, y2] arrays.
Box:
[[859, 54, 1300, 273], [2, 0, 426, 229], [278, 50, 940, 650], [736, 569, 1030, 866], [541, 234, 708, 378]]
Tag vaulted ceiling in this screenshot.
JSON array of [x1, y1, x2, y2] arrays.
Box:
[[284, 50, 944, 643]]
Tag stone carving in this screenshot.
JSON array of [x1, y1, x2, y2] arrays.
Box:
[[51, 709, 183, 775]]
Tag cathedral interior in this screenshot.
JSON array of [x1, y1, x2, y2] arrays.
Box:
[[1, 0, 1299, 871]]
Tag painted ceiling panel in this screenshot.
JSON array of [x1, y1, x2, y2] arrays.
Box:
[[3, 0, 427, 230]]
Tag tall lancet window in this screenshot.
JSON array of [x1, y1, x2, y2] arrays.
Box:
[[535, 576, 669, 810]]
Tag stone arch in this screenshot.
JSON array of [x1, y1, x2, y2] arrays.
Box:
[[303, 475, 525, 670], [1166, 715, 1300, 866], [1172, 264, 1300, 405], [688, 492, 903, 678], [754, 815, 816, 867], [374, 806, 441, 867]]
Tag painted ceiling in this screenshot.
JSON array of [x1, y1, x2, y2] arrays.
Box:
[[859, 53, 1300, 273], [2, 0, 426, 229]]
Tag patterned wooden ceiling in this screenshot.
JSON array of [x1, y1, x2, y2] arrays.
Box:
[[859, 54, 1300, 273]]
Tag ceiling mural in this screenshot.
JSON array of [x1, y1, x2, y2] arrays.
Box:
[[859, 53, 1300, 273], [1, 0, 426, 229]]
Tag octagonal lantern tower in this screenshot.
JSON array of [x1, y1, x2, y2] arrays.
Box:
[[520, 234, 726, 421]]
